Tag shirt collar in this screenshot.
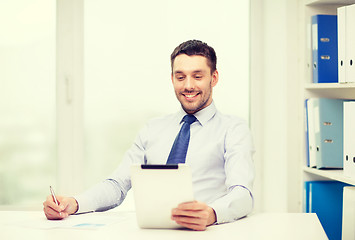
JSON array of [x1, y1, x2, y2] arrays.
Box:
[[177, 101, 217, 126]]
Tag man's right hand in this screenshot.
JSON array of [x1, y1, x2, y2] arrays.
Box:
[[43, 195, 78, 220]]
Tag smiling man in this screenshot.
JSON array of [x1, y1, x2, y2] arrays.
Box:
[[172, 53, 218, 115], [43, 40, 255, 231]]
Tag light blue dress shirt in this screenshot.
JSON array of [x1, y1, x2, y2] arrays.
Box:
[[75, 102, 255, 224]]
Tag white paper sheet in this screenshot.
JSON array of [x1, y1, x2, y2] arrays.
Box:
[[12, 212, 128, 230]]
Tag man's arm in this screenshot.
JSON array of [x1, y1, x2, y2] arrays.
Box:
[[170, 185, 253, 230], [209, 185, 253, 224], [209, 119, 255, 224], [43, 124, 148, 219]]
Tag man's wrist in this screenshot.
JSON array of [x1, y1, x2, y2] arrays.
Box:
[[208, 207, 217, 226], [71, 197, 79, 215]]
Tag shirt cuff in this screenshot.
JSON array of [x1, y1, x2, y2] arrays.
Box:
[[74, 194, 95, 214], [209, 185, 253, 224]]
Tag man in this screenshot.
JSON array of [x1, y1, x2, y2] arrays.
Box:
[[43, 40, 255, 231]]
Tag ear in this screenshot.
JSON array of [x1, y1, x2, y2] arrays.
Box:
[[171, 73, 174, 84], [211, 70, 219, 87]]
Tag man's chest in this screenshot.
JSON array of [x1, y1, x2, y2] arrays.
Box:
[[144, 126, 226, 168]]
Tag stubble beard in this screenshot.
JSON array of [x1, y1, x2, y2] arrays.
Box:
[[178, 85, 212, 114]]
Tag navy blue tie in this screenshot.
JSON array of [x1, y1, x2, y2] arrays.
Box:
[[166, 115, 197, 164]]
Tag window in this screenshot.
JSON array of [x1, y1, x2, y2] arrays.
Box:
[[0, 0, 56, 208]]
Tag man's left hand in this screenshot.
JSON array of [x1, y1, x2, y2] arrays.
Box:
[[171, 201, 216, 231]]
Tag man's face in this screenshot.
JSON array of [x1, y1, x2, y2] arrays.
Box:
[[171, 54, 218, 114]]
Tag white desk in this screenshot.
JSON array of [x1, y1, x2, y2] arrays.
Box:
[[0, 210, 328, 240]]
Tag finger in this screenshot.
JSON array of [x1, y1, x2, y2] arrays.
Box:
[[56, 197, 68, 212], [43, 208, 57, 220], [172, 215, 203, 225], [172, 209, 209, 220], [174, 219, 206, 231], [43, 203, 62, 217], [43, 206, 67, 220], [46, 195, 59, 208], [44, 202, 62, 214], [177, 201, 206, 210], [44, 195, 63, 212], [46, 207, 68, 219]]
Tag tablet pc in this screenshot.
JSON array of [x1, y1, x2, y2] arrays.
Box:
[[130, 164, 194, 229]]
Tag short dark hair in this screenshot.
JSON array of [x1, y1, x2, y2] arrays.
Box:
[[170, 40, 217, 74]]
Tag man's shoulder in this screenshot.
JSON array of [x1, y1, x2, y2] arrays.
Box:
[[145, 112, 177, 127], [214, 112, 252, 143], [214, 111, 248, 127]]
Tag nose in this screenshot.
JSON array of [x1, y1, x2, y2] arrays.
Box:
[[184, 76, 194, 91]]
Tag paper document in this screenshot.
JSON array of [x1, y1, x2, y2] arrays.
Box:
[[12, 212, 128, 230]]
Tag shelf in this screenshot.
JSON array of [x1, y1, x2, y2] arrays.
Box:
[[303, 166, 355, 185], [300, 0, 355, 215], [305, 0, 355, 6], [304, 83, 355, 99], [305, 82, 355, 89]]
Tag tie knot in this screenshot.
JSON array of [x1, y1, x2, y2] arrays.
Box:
[[183, 114, 197, 125]]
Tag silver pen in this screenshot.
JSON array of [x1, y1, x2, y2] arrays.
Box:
[[49, 186, 59, 205]]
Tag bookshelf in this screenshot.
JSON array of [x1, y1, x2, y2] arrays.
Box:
[[305, 83, 355, 99], [301, 0, 355, 208], [305, 0, 355, 6], [303, 167, 355, 186], [305, 82, 355, 89]]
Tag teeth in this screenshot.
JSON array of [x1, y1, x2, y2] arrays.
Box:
[[185, 94, 197, 98]]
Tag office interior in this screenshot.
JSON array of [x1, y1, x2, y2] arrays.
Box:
[[0, 0, 325, 217]]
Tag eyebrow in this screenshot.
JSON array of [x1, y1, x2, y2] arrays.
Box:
[[173, 70, 205, 75]]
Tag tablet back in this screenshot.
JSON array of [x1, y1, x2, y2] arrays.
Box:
[[130, 164, 194, 229]]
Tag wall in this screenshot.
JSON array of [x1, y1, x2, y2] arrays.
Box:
[[250, 0, 301, 213]]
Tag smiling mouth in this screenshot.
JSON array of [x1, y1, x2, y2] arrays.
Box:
[[182, 92, 200, 100]]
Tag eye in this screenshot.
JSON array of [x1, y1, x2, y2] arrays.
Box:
[[176, 75, 185, 81], [194, 75, 202, 79]]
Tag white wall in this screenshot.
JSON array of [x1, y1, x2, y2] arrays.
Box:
[[262, 0, 288, 212], [250, 0, 301, 213]]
